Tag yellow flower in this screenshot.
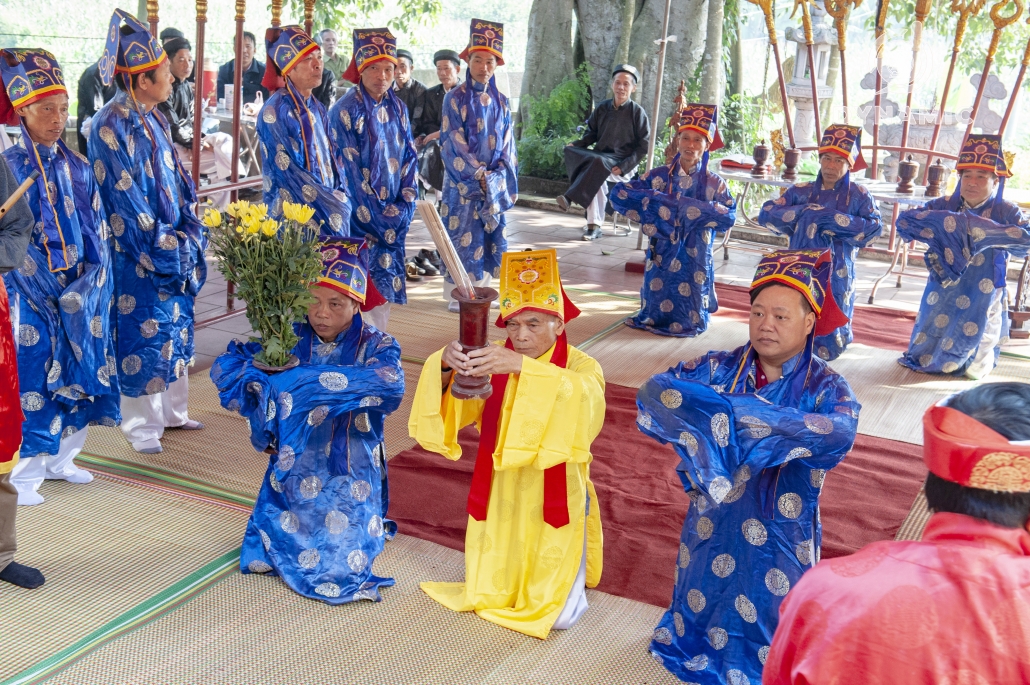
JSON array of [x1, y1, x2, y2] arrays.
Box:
[[260, 219, 278, 237], [201, 207, 222, 228], [235, 225, 244, 234], [282, 201, 316, 225], [226, 200, 251, 218], [245, 203, 269, 223]]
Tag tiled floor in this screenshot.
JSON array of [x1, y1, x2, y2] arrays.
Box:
[[190, 205, 1030, 370]]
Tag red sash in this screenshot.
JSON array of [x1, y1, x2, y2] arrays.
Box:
[[466, 333, 571, 528], [0, 280, 23, 464]]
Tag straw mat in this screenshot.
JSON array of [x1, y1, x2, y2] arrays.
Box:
[[46, 535, 680, 685], [894, 487, 933, 541], [0, 476, 247, 681]]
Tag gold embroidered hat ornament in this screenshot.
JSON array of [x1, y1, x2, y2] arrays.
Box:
[[495, 249, 580, 327], [923, 404, 1030, 493]]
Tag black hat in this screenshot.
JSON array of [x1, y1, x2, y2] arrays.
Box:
[[612, 63, 639, 82], [159, 27, 185, 43], [396, 48, 414, 64], [433, 49, 461, 67]]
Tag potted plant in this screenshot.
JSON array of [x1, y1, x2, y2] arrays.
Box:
[[203, 200, 323, 371]]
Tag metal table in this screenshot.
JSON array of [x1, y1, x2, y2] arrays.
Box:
[[206, 108, 262, 176]]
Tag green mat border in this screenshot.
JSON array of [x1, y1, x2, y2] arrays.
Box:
[[2, 549, 240, 685]]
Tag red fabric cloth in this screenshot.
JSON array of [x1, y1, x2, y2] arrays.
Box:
[[388, 382, 926, 607], [764, 512, 1030, 684], [0, 280, 22, 464], [713, 282, 916, 351]]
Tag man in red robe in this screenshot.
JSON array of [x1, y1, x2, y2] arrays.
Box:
[[764, 382, 1030, 684]]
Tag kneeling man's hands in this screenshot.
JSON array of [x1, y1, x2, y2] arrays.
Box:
[[442, 340, 523, 377]]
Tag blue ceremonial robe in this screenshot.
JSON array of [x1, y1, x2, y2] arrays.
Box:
[[439, 74, 518, 281], [211, 317, 405, 604], [257, 81, 351, 236], [611, 156, 736, 336], [328, 84, 417, 303], [637, 342, 859, 685], [757, 173, 882, 360], [896, 192, 1030, 376], [88, 92, 207, 398], [2, 137, 120, 457]]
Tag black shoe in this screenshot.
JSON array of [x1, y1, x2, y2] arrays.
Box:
[[0, 561, 45, 589], [582, 224, 602, 241], [555, 195, 570, 212], [414, 254, 439, 276], [420, 249, 443, 271], [405, 261, 424, 281]]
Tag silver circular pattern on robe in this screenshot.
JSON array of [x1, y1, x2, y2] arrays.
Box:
[[796, 539, 813, 565], [963, 321, 979, 336], [708, 477, 733, 503], [652, 627, 673, 645], [659, 299, 674, 313], [810, 469, 826, 488], [278, 392, 293, 419], [347, 549, 368, 573], [140, 319, 159, 338], [300, 476, 323, 499], [711, 413, 730, 446], [355, 412, 371, 432], [650, 277, 664, 292], [276, 445, 295, 471], [60, 292, 82, 313], [803, 414, 833, 434], [315, 582, 341, 598], [368, 515, 384, 537], [673, 612, 685, 637], [18, 325, 39, 346], [279, 510, 299, 533], [727, 669, 751, 685], [260, 529, 271, 551], [740, 415, 771, 439], [161, 340, 174, 361], [735, 594, 758, 623], [678, 543, 691, 568], [711, 553, 736, 578], [21, 392, 44, 415], [146, 377, 167, 395], [742, 518, 768, 546], [298, 548, 320, 569], [979, 278, 995, 294], [777, 492, 803, 518], [122, 355, 142, 375], [319, 372, 349, 391], [247, 560, 273, 573], [678, 281, 692, 297], [683, 654, 708, 671], [693, 270, 706, 285], [89, 315, 104, 338], [49, 415, 62, 435], [351, 479, 372, 502], [307, 405, 330, 427], [326, 510, 349, 534], [686, 588, 706, 613], [678, 431, 698, 457], [765, 568, 791, 596], [660, 389, 682, 408], [269, 471, 283, 493], [696, 516, 713, 539], [708, 627, 728, 650]]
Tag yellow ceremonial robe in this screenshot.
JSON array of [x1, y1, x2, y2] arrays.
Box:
[[409, 342, 605, 639]]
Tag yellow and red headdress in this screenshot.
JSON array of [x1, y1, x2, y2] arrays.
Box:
[[495, 249, 580, 327], [459, 18, 505, 66], [317, 238, 385, 311], [0, 49, 66, 126], [750, 249, 849, 336], [924, 405, 1030, 493], [341, 28, 398, 85], [677, 103, 723, 151], [956, 134, 1011, 178], [819, 124, 867, 172], [99, 9, 166, 87]]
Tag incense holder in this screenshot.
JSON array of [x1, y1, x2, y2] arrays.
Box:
[[925, 158, 947, 197], [782, 148, 801, 181], [752, 141, 771, 177], [896, 154, 918, 194], [451, 286, 499, 401]]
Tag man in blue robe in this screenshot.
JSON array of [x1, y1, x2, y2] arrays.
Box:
[[611, 104, 736, 337], [439, 19, 518, 312], [329, 28, 417, 331], [896, 134, 1030, 379], [88, 11, 207, 454], [637, 249, 860, 685], [211, 239, 404, 604], [758, 124, 882, 360], [0, 49, 120, 504], [257, 25, 350, 236]]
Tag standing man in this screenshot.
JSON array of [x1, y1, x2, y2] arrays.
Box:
[[412, 249, 605, 638], [318, 28, 352, 97], [610, 104, 736, 337], [557, 65, 650, 241], [330, 28, 417, 331], [765, 383, 1030, 684], [416, 49, 461, 201], [212, 239, 404, 604], [439, 19, 518, 312], [217, 31, 269, 104], [1, 49, 120, 504], [257, 25, 350, 234], [75, 61, 117, 155], [158, 37, 241, 211], [0, 151, 43, 587], [896, 134, 1029, 379], [89, 10, 208, 454], [637, 250, 859, 684], [758, 125, 882, 361], [392, 48, 426, 126]]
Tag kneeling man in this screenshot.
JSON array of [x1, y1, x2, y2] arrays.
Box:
[[636, 249, 860, 684], [212, 239, 403, 604], [410, 248, 605, 638]]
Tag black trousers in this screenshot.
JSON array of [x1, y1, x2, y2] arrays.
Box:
[[563, 147, 619, 208]]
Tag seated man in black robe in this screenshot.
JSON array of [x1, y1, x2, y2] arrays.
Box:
[[557, 64, 650, 241]]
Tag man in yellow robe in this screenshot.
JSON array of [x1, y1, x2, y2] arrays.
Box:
[[409, 248, 605, 638]]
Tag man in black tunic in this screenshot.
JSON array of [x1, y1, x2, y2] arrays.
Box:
[[393, 48, 427, 126], [416, 49, 462, 199], [557, 64, 650, 241]]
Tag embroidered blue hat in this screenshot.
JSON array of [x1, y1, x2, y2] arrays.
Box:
[[317, 238, 386, 309], [956, 134, 1011, 178], [819, 124, 867, 171], [99, 9, 166, 87], [459, 19, 504, 66], [0, 49, 66, 125], [268, 25, 319, 78], [677, 103, 724, 151], [341, 28, 398, 84], [751, 249, 850, 336]]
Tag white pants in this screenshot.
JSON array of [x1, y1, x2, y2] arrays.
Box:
[[120, 375, 191, 450], [553, 505, 590, 630], [175, 133, 243, 210], [586, 172, 631, 226], [443, 274, 492, 304], [966, 288, 1005, 380], [363, 303, 392, 332], [11, 427, 92, 504]]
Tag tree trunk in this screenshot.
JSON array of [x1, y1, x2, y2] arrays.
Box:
[[730, 0, 743, 99], [576, 0, 625, 105], [520, 0, 576, 110], [699, 0, 724, 106], [615, 0, 638, 66]]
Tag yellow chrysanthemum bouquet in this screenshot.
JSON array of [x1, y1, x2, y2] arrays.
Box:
[[205, 201, 322, 368]]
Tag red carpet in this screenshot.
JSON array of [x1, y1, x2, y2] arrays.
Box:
[[388, 383, 926, 608], [714, 282, 916, 351]]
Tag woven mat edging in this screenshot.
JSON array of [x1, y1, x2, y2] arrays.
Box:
[[1, 550, 240, 685]]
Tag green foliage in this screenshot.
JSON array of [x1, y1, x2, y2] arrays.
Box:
[[515, 65, 592, 180], [719, 93, 767, 155]]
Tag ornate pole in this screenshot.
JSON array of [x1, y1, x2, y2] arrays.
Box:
[[963, 0, 1025, 139], [644, 0, 675, 171], [147, 0, 159, 36], [999, 17, 1030, 134], [870, 0, 890, 177], [899, 0, 934, 154], [747, 0, 797, 148], [191, 0, 208, 184], [794, 0, 823, 139], [824, 0, 861, 122], [231, 0, 246, 203], [304, 0, 315, 36], [271, 0, 283, 27], [922, 0, 988, 181]]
